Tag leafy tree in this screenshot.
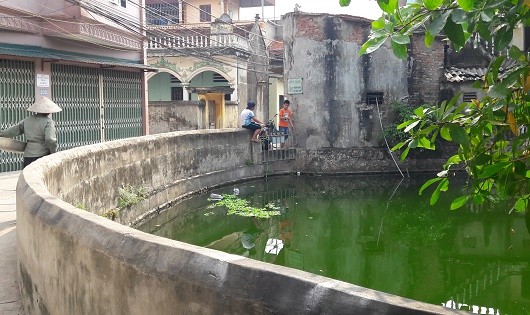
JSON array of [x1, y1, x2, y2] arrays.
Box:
[[340, 0, 530, 212]]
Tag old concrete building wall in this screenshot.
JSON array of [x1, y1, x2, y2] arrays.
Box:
[[16, 129, 460, 315], [247, 22, 270, 120], [224, 101, 240, 128], [407, 34, 446, 106], [283, 12, 409, 150], [148, 101, 202, 133]]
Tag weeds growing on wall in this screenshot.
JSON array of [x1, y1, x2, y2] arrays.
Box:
[[207, 194, 280, 218], [101, 184, 149, 221], [382, 102, 414, 146], [117, 184, 148, 209]]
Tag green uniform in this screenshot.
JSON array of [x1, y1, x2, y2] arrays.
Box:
[[0, 114, 57, 157]]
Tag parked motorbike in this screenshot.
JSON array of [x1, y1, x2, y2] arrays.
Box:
[[258, 115, 280, 151]]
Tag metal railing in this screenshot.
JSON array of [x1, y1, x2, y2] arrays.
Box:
[[148, 33, 249, 51], [259, 128, 296, 163], [0, 59, 34, 172]]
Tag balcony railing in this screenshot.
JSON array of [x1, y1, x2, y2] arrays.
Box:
[[148, 33, 249, 51]]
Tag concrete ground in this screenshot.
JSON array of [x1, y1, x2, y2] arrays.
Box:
[[0, 171, 24, 314]]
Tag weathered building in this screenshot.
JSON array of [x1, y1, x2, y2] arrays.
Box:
[[145, 0, 272, 132], [0, 0, 153, 172], [283, 12, 410, 151]]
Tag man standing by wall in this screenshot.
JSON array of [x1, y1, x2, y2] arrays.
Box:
[[278, 100, 294, 148]]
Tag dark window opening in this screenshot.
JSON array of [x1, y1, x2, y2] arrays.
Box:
[[200, 5, 211, 22], [170, 75, 181, 83], [120, 0, 126, 8], [171, 87, 183, 101], [462, 92, 477, 103], [224, 94, 231, 101], [366, 92, 383, 106]]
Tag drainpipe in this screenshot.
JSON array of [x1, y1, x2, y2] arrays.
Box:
[[140, 0, 149, 135]]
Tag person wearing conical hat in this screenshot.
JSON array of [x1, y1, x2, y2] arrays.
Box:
[[0, 97, 61, 168]]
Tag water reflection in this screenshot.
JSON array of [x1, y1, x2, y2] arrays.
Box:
[[137, 175, 530, 314]]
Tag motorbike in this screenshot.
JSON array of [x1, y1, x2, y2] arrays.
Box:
[[258, 115, 281, 151]]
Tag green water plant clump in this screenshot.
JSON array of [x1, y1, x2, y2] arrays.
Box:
[[207, 194, 281, 219]]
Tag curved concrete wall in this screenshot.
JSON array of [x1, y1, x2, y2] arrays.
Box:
[[17, 129, 461, 314]]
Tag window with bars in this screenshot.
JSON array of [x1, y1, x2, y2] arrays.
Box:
[[146, 3, 181, 25], [462, 92, 477, 103], [366, 92, 384, 106], [200, 4, 212, 22]]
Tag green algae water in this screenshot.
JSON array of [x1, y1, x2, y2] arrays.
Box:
[[138, 174, 530, 314]]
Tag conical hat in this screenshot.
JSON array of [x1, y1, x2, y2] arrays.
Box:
[[27, 97, 62, 113]]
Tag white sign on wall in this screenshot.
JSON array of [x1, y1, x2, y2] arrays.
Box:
[[287, 78, 303, 95], [36, 74, 50, 88]]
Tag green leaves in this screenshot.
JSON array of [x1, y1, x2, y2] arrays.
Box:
[[443, 17, 466, 49], [339, 0, 351, 6], [427, 11, 451, 37], [390, 34, 410, 59], [457, 0, 475, 11], [377, 0, 398, 14], [423, 0, 444, 10], [359, 36, 387, 55], [448, 124, 469, 148], [494, 26, 514, 51], [450, 195, 469, 210]]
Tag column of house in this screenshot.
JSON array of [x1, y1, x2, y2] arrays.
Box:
[[181, 82, 190, 101]]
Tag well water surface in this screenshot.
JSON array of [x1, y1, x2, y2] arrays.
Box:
[[138, 174, 530, 314]]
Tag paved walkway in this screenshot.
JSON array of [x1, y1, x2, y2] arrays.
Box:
[[0, 171, 24, 315]]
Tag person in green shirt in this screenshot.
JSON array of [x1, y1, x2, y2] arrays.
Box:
[[0, 97, 61, 168]]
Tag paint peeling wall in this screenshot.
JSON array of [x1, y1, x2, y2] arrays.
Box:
[[283, 13, 409, 150], [148, 101, 202, 133]]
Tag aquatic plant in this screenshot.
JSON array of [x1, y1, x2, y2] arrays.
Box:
[[207, 194, 280, 218]]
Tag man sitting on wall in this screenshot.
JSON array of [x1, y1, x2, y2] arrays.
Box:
[[240, 101, 264, 143]]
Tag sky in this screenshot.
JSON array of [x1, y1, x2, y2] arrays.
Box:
[[240, 0, 383, 21]]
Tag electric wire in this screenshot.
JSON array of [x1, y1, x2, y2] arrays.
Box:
[[2, 0, 278, 75], [8, 0, 142, 52], [375, 98, 405, 178], [75, 0, 277, 72], [135, 0, 283, 63], [178, 0, 283, 46]]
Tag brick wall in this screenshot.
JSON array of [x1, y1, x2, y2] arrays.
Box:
[[408, 34, 446, 106]]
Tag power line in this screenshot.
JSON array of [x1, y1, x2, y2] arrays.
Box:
[[79, 0, 276, 73], [5, 0, 140, 52], [179, 0, 283, 47], [3, 0, 277, 75], [136, 0, 283, 63]]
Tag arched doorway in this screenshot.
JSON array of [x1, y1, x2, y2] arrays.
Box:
[[188, 70, 235, 129]]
